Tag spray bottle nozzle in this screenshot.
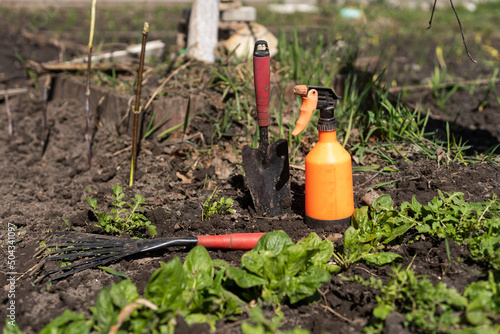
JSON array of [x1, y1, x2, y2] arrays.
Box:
[[292, 85, 340, 136]]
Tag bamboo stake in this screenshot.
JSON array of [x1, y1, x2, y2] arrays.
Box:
[[41, 76, 51, 157], [85, 0, 97, 169], [129, 22, 149, 187]]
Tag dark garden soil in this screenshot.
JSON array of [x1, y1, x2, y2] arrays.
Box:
[[1, 10, 500, 334]]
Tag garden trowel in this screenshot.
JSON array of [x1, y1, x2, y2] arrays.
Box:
[[242, 40, 291, 216]]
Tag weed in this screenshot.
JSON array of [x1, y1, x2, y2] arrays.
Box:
[[277, 29, 338, 87], [348, 266, 468, 334], [14, 53, 39, 93], [428, 63, 461, 109], [347, 266, 500, 333], [62, 217, 71, 229], [157, 122, 183, 141], [413, 191, 500, 269], [462, 271, 500, 328], [209, 63, 253, 139], [242, 305, 310, 334], [336, 191, 500, 271], [143, 110, 161, 139], [87, 184, 157, 237], [340, 191, 500, 270], [488, 68, 500, 106], [98, 266, 129, 279], [201, 187, 235, 221]]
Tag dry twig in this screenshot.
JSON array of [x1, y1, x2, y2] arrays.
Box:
[[109, 298, 158, 334], [318, 288, 353, 323], [427, 0, 476, 63]]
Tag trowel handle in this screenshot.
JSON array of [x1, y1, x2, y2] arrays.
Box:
[[253, 40, 270, 128], [198, 233, 266, 250]]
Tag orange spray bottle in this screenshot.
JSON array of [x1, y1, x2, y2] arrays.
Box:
[[292, 85, 354, 227]]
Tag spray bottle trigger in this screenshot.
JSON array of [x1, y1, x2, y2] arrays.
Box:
[[292, 89, 318, 136]]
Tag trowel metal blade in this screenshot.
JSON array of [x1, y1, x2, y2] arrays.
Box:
[[242, 139, 291, 216]]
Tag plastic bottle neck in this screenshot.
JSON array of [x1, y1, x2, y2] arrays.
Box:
[[318, 130, 338, 143]]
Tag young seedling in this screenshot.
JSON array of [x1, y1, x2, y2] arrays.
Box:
[[129, 22, 149, 187], [201, 187, 235, 221], [85, 0, 97, 169], [87, 184, 157, 237]]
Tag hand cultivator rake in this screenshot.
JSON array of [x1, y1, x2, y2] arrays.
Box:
[[33, 231, 265, 282]]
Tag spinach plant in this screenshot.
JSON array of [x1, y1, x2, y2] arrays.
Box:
[[334, 194, 414, 268], [87, 184, 157, 237], [225, 231, 339, 306]]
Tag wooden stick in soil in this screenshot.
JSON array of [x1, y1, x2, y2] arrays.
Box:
[[85, 0, 97, 169], [41, 76, 51, 157], [4, 90, 13, 135], [129, 22, 149, 187]]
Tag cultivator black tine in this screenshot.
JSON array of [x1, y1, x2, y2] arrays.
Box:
[[50, 250, 140, 281], [36, 232, 195, 283], [39, 252, 126, 282], [47, 239, 124, 247], [49, 231, 121, 240], [45, 246, 126, 262], [45, 243, 122, 254]]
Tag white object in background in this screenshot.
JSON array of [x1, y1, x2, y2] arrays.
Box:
[[221, 6, 257, 22], [339, 7, 363, 19], [464, 2, 477, 12], [268, 0, 318, 14], [268, 4, 319, 14], [187, 0, 220, 63], [127, 40, 165, 60], [223, 23, 278, 59]]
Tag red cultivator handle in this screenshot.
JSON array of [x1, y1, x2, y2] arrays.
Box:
[[198, 233, 266, 250]]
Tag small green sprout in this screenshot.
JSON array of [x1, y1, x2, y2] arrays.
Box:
[[201, 187, 235, 221], [87, 184, 157, 237]]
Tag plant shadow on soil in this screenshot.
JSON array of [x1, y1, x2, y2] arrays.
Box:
[[1, 18, 500, 334]]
